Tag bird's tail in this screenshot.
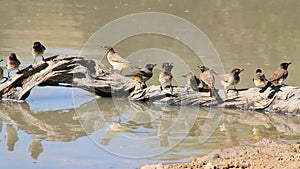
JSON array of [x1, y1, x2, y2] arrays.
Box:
[[259, 81, 272, 93], [210, 87, 223, 104], [124, 74, 135, 77], [210, 69, 219, 75], [130, 64, 140, 69]]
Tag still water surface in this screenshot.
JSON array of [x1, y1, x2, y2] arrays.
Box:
[[0, 0, 299, 168]]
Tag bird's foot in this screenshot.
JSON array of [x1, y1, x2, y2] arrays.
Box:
[[170, 86, 174, 94], [235, 89, 239, 96], [185, 87, 190, 94]]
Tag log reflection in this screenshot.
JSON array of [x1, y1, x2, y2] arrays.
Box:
[[0, 98, 299, 159]]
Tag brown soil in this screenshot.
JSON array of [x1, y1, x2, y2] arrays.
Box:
[[141, 139, 300, 169]]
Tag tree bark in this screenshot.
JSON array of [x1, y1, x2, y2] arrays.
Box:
[[0, 55, 298, 115]]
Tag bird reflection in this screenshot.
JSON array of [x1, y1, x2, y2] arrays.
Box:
[[219, 118, 239, 146], [29, 139, 44, 159], [183, 108, 200, 137], [0, 119, 3, 133], [5, 124, 19, 151], [158, 112, 172, 147], [128, 102, 153, 128], [0, 98, 300, 161], [251, 127, 263, 143], [100, 122, 127, 146], [225, 124, 238, 146]]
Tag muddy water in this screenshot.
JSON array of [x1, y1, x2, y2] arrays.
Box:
[[0, 0, 299, 168]]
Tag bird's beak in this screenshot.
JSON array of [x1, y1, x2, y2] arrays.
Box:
[[153, 64, 157, 67], [0, 59, 3, 62], [197, 65, 200, 69], [288, 62, 292, 65], [240, 68, 244, 72]]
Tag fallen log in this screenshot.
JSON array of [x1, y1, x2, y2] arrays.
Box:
[[0, 55, 299, 115]]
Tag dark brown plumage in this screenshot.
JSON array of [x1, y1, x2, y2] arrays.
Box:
[[259, 62, 291, 93], [125, 63, 156, 85], [32, 41, 46, 64], [182, 72, 200, 92], [7, 53, 21, 77], [0, 59, 3, 80], [198, 65, 215, 97]]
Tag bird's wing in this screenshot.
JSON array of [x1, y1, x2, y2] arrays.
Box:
[[263, 74, 267, 81], [126, 68, 152, 77], [268, 68, 285, 82], [108, 53, 129, 63], [193, 75, 201, 86], [137, 69, 152, 78], [200, 71, 215, 87], [260, 73, 267, 81]]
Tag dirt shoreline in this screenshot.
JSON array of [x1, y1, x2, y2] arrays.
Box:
[[140, 139, 300, 169]]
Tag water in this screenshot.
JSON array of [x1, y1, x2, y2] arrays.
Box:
[[0, 0, 299, 168]]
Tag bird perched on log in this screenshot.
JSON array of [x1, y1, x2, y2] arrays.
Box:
[[0, 59, 4, 80], [125, 63, 156, 87], [6, 53, 21, 77], [198, 65, 215, 97], [252, 69, 267, 88], [212, 68, 244, 95], [32, 41, 46, 64], [182, 72, 200, 93], [259, 62, 291, 93], [101, 45, 139, 74], [159, 62, 173, 92]]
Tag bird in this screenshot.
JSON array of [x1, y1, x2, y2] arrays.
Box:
[[212, 68, 244, 95], [182, 72, 200, 93], [125, 63, 156, 86], [6, 53, 21, 77], [198, 65, 215, 97], [32, 41, 46, 64], [159, 62, 173, 92], [0, 59, 4, 80], [101, 45, 138, 74], [259, 62, 291, 93], [252, 69, 267, 88]]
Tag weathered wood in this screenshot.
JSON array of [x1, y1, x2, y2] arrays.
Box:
[[0, 55, 299, 115]]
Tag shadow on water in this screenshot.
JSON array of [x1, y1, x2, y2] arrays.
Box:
[[0, 97, 299, 160]]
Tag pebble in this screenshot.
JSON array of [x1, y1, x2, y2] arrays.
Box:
[[277, 157, 283, 160]]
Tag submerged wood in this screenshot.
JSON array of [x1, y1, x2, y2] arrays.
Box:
[[0, 55, 299, 115]]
